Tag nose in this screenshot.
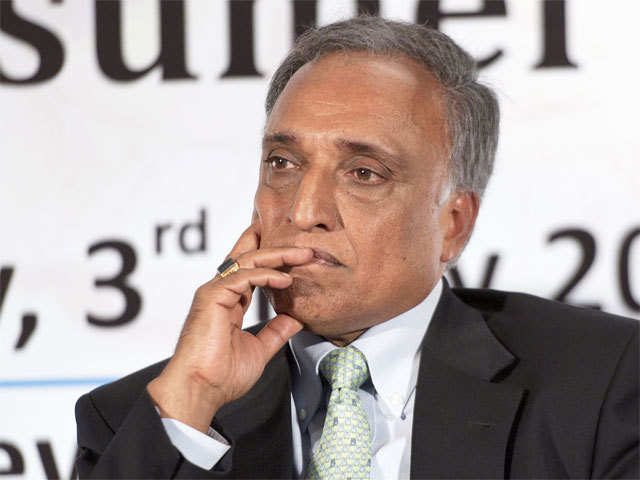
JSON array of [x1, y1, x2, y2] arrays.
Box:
[[288, 168, 339, 232]]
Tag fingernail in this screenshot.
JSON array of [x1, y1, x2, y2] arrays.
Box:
[[281, 272, 291, 277]]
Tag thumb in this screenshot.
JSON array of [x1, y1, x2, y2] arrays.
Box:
[[256, 314, 304, 362]]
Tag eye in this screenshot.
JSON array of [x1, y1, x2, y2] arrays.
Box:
[[267, 156, 295, 170], [352, 167, 385, 184]]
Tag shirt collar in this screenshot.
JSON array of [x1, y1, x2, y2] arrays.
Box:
[[289, 279, 443, 429]]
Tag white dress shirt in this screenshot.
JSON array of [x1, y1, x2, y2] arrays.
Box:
[[160, 280, 443, 478]]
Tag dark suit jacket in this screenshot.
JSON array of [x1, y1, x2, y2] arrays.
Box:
[[75, 284, 639, 478]]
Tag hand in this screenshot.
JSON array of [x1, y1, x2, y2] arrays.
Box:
[[147, 225, 313, 433]]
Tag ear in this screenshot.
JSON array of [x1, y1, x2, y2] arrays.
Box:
[[439, 191, 479, 264]]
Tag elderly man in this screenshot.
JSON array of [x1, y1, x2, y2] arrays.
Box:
[[75, 17, 638, 479]]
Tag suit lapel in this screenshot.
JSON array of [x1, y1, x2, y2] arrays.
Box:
[[411, 282, 526, 479]]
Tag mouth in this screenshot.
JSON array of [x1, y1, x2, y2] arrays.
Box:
[[309, 248, 343, 267]]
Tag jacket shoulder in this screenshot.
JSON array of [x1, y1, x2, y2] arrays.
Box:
[[454, 287, 638, 341], [453, 286, 638, 384]]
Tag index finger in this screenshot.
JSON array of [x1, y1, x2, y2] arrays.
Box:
[[238, 247, 314, 269]]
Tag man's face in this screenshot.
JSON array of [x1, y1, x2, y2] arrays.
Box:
[[254, 52, 473, 343]]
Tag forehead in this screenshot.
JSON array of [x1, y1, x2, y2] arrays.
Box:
[[264, 51, 449, 162]]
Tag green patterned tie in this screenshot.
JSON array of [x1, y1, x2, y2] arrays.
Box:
[[306, 346, 372, 480]]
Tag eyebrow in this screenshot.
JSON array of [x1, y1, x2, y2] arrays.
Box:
[[262, 131, 406, 171], [262, 132, 297, 145], [336, 138, 400, 159], [335, 139, 406, 172]]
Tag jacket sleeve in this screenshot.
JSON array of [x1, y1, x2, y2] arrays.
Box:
[[75, 388, 236, 478], [590, 327, 639, 479], [75, 388, 184, 478]]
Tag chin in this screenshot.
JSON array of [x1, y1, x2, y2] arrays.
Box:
[[264, 280, 365, 339], [266, 277, 347, 327], [265, 278, 323, 320]]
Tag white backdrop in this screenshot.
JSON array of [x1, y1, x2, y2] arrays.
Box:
[[1, 0, 639, 477]]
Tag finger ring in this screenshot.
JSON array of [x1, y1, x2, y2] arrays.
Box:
[[217, 258, 240, 278]]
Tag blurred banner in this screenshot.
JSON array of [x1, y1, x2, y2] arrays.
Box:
[[1, 0, 638, 477]]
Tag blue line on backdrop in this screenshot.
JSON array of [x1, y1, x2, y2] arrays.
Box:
[[0, 378, 116, 388]]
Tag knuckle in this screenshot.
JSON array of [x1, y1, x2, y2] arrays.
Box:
[[194, 284, 208, 298], [235, 252, 250, 266]]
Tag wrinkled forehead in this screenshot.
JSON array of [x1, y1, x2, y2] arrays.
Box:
[[264, 51, 450, 159]]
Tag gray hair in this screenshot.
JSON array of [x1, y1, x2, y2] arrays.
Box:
[[265, 16, 499, 199]]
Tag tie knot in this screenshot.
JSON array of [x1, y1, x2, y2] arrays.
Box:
[[319, 346, 369, 391]]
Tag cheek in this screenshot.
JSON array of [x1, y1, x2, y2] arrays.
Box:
[[407, 202, 445, 267], [348, 200, 442, 281], [254, 188, 287, 243]]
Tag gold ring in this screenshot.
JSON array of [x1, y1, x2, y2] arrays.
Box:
[[217, 258, 240, 278]]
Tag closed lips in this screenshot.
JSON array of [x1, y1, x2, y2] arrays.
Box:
[[311, 248, 342, 266]]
